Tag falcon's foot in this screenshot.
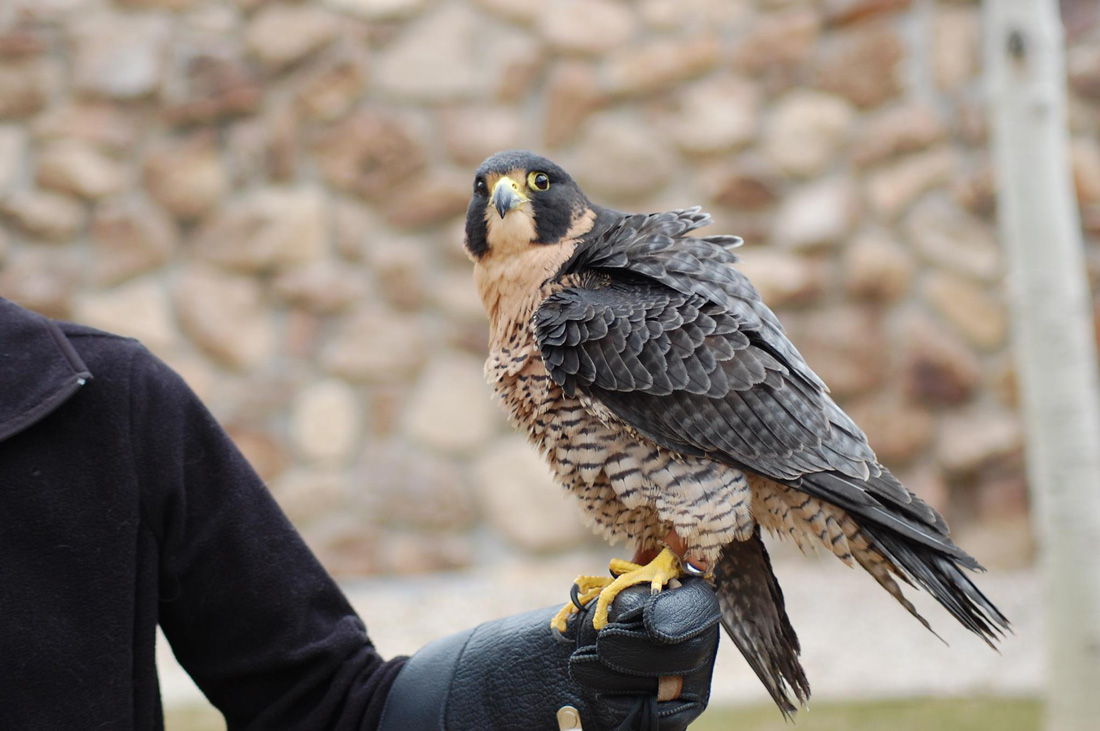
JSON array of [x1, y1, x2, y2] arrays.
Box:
[[550, 548, 687, 633], [591, 547, 684, 629], [551, 574, 615, 632]]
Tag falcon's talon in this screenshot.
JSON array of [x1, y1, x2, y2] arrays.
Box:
[[683, 561, 707, 578], [552, 575, 615, 633], [592, 548, 684, 630], [569, 582, 584, 611]]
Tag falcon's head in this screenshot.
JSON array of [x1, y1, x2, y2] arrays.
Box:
[[464, 150, 597, 262]]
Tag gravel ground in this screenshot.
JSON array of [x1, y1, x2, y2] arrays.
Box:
[[158, 549, 1041, 710]]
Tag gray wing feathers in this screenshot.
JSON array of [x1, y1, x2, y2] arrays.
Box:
[[567, 209, 822, 393], [537, 282, 880, 482], [541, 209, 929, 502]]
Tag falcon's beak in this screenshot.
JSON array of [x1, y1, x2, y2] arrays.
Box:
[[490, 176, 527, 219]]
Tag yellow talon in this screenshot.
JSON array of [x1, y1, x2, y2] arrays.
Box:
[[551, 575, 614, 632], [592, 548, 684, 630], [551, 549, 685, 632]]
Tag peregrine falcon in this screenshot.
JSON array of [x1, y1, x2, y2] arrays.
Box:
[[464, 150, 1008, 715]]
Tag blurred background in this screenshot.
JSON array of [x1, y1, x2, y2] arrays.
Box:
[[1, 0, 1097, 728]]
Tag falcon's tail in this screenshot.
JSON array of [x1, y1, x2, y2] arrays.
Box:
[[859, 523, 1010, 647], [712, 531, 809, 718], [798, 469, 1011, 647]]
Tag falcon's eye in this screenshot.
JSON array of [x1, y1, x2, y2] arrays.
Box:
[[528, 171, 550, 191], [474, 178, 487, 197]]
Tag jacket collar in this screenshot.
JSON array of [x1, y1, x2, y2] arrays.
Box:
[[0, 298, 92, 442]]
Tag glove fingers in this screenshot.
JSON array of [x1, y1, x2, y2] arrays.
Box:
[[570, 651, 656, 694], [567, 575, 720, 730], [572, 631, 719, 691], [643, 580, 721, 642], [595, 579, 721, 677], [571, 654, 710, 710], [600, 579, 721, 642], [596, 626, 720, 676]]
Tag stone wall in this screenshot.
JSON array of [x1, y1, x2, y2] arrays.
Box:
[[2, 0, 1098, 575]]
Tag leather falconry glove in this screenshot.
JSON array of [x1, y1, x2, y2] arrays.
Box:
[[377, 577, 721, 731]]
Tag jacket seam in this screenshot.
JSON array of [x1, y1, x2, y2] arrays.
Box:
[[46, 319, 93, 375]]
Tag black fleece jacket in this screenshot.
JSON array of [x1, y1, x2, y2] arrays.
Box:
[[0, 298, 405, 730]]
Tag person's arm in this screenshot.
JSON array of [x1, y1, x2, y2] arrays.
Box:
[[128, 348, 404, 730], [128, 345, 721, 730]]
